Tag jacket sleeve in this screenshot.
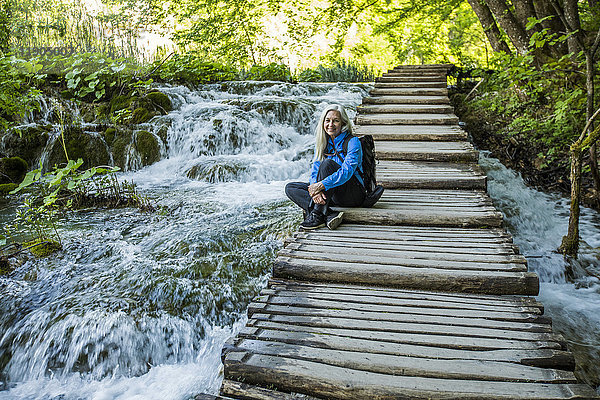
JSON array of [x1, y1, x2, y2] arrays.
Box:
[[321, 137, 362, 190], [309, 159, 320, 184]]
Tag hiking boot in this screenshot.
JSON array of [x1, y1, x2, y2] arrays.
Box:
[[300, 211, 326, 230], [326, 211, 344, 230]]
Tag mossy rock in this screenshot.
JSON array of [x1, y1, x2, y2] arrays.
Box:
[[110, 95, 137, 114], [1, 126, 49, 167], [155, 122, 171, 146], [0, 157, 28, 184], [131, 107, 156, 124], [25, 239, 62, 257], [103, 127, 117, 144], [47, 126, 110, 170], [146, 91, 173, 113], [110, 128, 134, 169], [0, 183, 18, 194], [134, 130, 161, 166]]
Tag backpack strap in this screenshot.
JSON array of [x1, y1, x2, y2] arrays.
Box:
[[324, 133, 353, 161]]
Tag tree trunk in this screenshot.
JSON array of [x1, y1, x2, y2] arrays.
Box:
[[485, 0, 530, 54], [585, 54, 600, 203], [563, 0, 581, 54], [512, 0, 537, 33], [559, 147, 582, 256], [467, 0, 512, 54], [533, 0, 568, 56]]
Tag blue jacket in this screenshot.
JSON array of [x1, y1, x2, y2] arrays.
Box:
[[309, 131, 364, 190]]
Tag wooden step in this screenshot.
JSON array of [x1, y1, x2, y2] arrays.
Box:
[[357, 113, 458, 125], [355, 125, 467, 141], [330, 190, 502, 227], [393, 63, 453, 69], [377, 160, 486, 190], [377, 75, 446, 82], [370, 87, 448, 96], [374, 81, 447, 88], [374, 141, 478, 162], [362, 95, 450, 105], [358, 104, 454, 114]]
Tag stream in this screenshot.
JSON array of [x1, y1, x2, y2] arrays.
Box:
[[0, 81, 599, 399]]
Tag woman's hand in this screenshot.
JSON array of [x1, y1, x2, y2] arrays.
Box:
[[311, 192, 327, 205], [308, 182, 325, 197]]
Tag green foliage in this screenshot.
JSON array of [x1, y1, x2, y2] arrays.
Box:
[[152, 54, 237, 84], [310, 60, 376, 83], [465, 50, 591, 168], [246, 63, 291, 82], [0, 56, 42, 129]]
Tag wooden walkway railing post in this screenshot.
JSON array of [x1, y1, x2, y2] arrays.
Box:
[[200, 65, 600, 400]]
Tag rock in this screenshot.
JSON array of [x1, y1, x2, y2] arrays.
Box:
[[110, 128, 134, 169], [47, 126, 110, 170], [134, 130, 161, 166], [131, 107, 155, 124], [146, 91, 173, 113], [0, 157, 28, 184], [25, 239, 62, 257], [103, 127, 117, 144], [0, 126, 50, 167]]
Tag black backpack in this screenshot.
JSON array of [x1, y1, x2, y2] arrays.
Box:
[[340, 134, 384, 207]]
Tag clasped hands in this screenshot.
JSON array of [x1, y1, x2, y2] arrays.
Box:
[[308, 182, 326, 205]]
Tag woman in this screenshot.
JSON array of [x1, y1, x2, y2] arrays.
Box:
[[285, 104, 365, 230]]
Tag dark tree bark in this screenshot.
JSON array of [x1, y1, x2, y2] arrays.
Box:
[[467, 0, 512, 53], [485, 0, 530, 54], [512, 0, 537, 32], [559, 147, 582, 256], [533, 0, 568, 56], [563, 0, 581, 53]]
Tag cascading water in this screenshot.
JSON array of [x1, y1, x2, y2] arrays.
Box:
[[480, 152, 600, 390], [0, 81, 370, 399]]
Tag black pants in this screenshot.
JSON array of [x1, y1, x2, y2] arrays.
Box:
[[285, 159, 365, 215]]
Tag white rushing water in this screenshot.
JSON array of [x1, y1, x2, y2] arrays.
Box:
[[0, 81, 370, 399], [1, 82, 599, 398], [480, 152, 600, 390]]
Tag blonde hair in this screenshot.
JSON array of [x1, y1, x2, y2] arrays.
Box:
[[314, 104, 353, 161]]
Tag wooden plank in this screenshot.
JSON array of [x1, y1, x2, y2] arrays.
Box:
[[229, 339, 576, 383], [362, 96, 451, 105], [369, 87, 448, 96], [291, 236, 517, 254], [357, 113, 458, 125], [277, 248, 527, 272], [220, 379, 321, 400], [376, 75, 446, 82], [373, 81, 447, 88], [266, 281, 542, 309], [250, 296, 543, 323], [293, 231, 514, 246], [249, 313, 557, 341], [283, 241, 524, 262], [332, 205, 503, 228], [374, 141, 478, 162], [392, 63, 453, 69], [273, 258, 539, 295], [354, 124, 465, 140], [357, 104, 454, 113], [224, 352, 595, 399], [246, 302, 550, 332], [258, 289, 538, 313], [313, 223, 511, 237]]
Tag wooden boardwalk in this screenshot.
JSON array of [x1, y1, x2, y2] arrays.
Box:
[[199, 65, 600, 399]]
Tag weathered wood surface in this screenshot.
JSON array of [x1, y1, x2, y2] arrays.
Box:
[[223, 352, 597, 400], [217, 64, 600, 399], [362, 95, 450, 104], [358, 104, 454, 114], [357, 112, 459, 125], [374, 140, 478, 162], [377, 160, 486, 189], [369, 87, 448, 96], [354, 124, 466, 140]]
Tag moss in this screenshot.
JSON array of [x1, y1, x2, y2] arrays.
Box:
[[131, 107, 155, 124], [103, 127, 117, 144], [60, 90, 74, 100], [25, 239, 62, 257], [134, 130, 160, 166], [1, 125, 50, 167], [47, 126, 110, 170], [0, 157, 28, 184], [110, 128, 134, 169], [146, 91, 173, 113], [110, 95, 136, 114], [0, 183, 18, 194]]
